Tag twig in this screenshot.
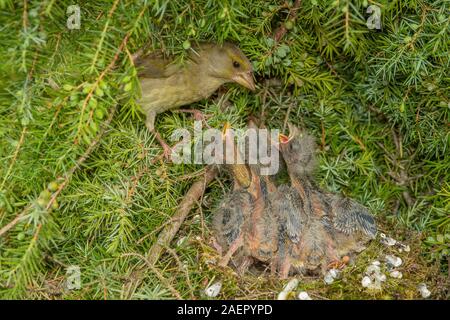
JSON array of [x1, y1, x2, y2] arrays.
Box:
[[146, 165, 218, 265], [89, 0, 121, 73], [259, 82, 269, 123], [121, 252, 182, 299], [0, 127, 27, 191], [262, 0, 303, 59], [163, 245, 195, 299], [75, 28, 131, 142], [123, 165, 219, 297], [0, 213, 27, 237], [22, 0, 28, 31], [273, 0, 303, 43], [0, 106, 117, 238], [282, 101, 295, 133], [321, 121, 326, 150]]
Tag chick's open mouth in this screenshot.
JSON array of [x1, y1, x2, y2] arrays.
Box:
[[279, 123, 297, 144]]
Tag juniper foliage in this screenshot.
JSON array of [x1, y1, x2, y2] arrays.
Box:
[[0, 0, 448, 299]]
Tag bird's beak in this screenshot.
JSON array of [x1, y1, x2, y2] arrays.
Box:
[[278, 123, 296, 145], [222, 122, 232, 140], [232, 72, 256, 91], [279, 133, 290, 144], [221, 122, 251, 187]]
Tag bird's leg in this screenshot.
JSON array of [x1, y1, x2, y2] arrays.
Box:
[[211, 237, 223, 256], [279, 257, 292, 279], [325, 239, 347, 270], [327, 255, 350, 270], [270, 261, 277, 275], [175, 109, 211, 122], [271, 238, 292, 278], [326, 249, 347, 270], [236, 257, 253, 275], [153, 131, 173, 160], [270, 257, 286, 277], [326, 260, 341, 270], [218, 233, 244, 267], [145, 111, 172, 160], [145, 110, 157, 132]]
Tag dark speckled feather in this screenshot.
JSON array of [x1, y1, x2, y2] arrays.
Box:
[[330, 196, 377, 238], [212, 189, 251, 249], [279, 123, 377, 273]]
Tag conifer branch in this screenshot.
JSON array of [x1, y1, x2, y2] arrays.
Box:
[[0, 106, 117, 239], [75, 34, 129, 143], [146, 165, 218, 265], [121, 252, 182, 299], [123, 165, 219, 297], [88, 0, 121, 73], [0, 127, 27, 191], [273, 0, 302, 43]]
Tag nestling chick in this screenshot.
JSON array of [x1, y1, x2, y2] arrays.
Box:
[[246, 119, 303, 277], [212, 123, 264, 272], [244, 120, 286, 268], [269, 183, 308, 277], [211, 185, 253, 272], [135, 42, 255, 157], [213, 121, 303, 277], [278, 124, 327, 222], [278, 127, 341, 273], [279, 124, 317, 176], [279, 124, 377, 273], [326, 194, 377, 256]]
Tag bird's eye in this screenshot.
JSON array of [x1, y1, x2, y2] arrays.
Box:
[[233, 61, 240, 68]]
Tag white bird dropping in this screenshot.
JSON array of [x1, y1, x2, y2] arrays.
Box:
[[361, 276, 372, 288], [205, 281, 222, 298], [385, 254, 403, 268], [389, 270, 403, 279], [380, 233, 397, 246], [324, 268, 340, 285], [298, 291, 312, 300], [418, 283, 431, 298], [277, 278, 299, 300], [324, 273, 334, 285]]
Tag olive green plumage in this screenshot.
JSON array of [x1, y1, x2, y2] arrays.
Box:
[[135, 42, 255, 132]]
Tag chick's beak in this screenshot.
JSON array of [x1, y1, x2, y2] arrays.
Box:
[[279, 134, 290, 144], [222, 122, 232, 140], [232, 72, 256, 91]]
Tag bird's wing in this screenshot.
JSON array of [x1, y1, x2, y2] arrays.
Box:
[[134, 42, 216, 78], [273, 185, 307, 244], [212, 189, 251, 246], [331, 196, 377, 238], [134, 51, 182, 78]]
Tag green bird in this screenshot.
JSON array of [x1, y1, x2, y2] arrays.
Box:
[[135, 42, 255, 157]]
